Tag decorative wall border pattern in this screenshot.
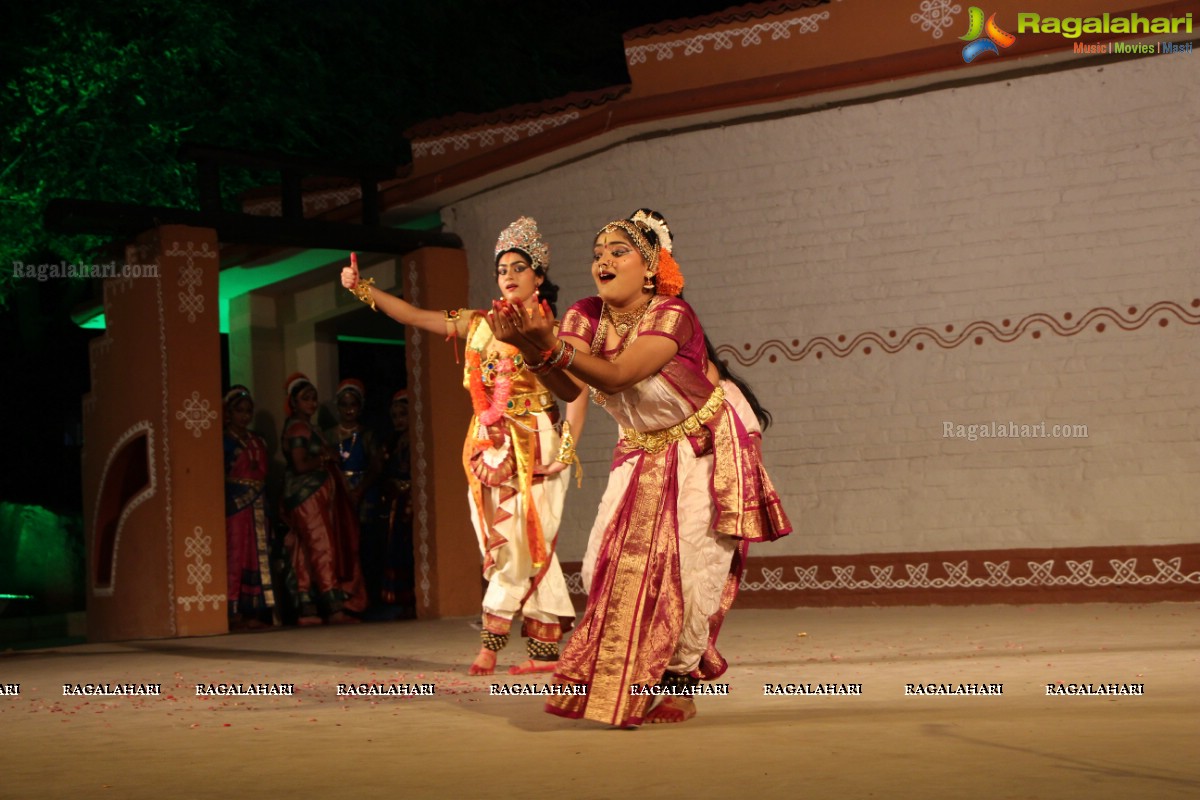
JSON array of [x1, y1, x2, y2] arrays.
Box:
[[563, 547, 1200, 605], [565, 555, 1200, 596], [910, 0, 964, 40], [166, 240, 215, 323], [740, 557, 1200, 592], [243, 186, 362, 218], [89, 421, 156, 598], [154, 275, 177, 633], [719, 299, 1200, 366], [175, 390, 218, 438], [407, 258, 433, 610], [176, 526, 224, 611], [411, 111, 581, 158], [625, 10, 831, 64], [625, 0, 827, 39]]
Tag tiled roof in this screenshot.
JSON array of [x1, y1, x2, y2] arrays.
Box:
[[624, 0, 827, 39], [404, 84, 630, 139]]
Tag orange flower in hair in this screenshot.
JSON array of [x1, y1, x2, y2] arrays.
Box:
[[655, 250, 685, 297]]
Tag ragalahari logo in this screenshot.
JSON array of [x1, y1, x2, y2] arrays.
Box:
[[960, 7, 1017, 62]]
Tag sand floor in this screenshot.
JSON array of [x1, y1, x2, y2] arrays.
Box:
[[1, 602, 1197, 799]]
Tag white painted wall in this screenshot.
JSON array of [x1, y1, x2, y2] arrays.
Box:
[[443, 54, 1200, 561]]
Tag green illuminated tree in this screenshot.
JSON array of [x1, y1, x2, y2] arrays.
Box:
[[0, 1, 327, 307], [0, 0, 631, 309], [0, 0, 730, 512]]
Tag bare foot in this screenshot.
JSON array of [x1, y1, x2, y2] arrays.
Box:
[[329, 612, 362, 625], [468, 647, 497, 676], [507, 659, 558, 675], [298, 615, 323, 627], [644, 696, 697, 724]]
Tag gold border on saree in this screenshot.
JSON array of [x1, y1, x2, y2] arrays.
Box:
[[620, 385, 725, 455]]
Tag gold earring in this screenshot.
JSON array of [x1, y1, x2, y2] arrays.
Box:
[[643, 272, 655, 292]]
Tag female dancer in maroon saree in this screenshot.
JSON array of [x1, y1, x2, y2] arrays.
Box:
[[492, 209, 791, 727], [281, 373, 367, 625], [223, 385, 275, 628]]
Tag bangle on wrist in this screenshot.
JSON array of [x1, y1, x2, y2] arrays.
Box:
[[350, 277, 377, 311], [547, 340, 576, 371], [556, 421, 583, 487], [529, 341, 560, 374], [555, 425, 576, 464], [559, 341, 577, 370]]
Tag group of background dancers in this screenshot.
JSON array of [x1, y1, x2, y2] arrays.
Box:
[[221, 376, 414, 629]]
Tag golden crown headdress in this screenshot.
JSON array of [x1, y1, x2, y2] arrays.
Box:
[[494, 216, 550, 273]]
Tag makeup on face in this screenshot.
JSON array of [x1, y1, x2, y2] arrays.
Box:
[[496, 251, 542, 307], [592, 231, 646, 310]]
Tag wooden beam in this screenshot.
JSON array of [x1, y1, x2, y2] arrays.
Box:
[[45, 199, 461, 254]]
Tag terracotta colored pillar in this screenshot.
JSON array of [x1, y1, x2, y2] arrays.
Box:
[[82, 225, 226, 641], [400, 247, 481, 618]]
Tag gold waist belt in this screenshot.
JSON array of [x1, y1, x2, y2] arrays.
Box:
[[227, 477, 264, 490], [620, 385, 725, 455], [506, 390, 555, 416]]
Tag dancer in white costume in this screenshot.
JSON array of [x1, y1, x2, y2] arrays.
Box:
[[341, 217, 585, 674]]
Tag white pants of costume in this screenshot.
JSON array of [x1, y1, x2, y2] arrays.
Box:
[[470, 465, 575, 630]]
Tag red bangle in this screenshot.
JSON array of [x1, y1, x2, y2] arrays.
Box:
[[546, 340, 575, 371]]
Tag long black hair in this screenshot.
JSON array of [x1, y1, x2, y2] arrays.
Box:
[[673, 273, 774, 431], [705, 334, 773, 431]]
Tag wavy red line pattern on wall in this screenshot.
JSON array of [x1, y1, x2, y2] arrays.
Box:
[[717, 299, 1200, 366]]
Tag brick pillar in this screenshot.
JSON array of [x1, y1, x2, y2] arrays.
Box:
[[401, 247, 480, 618], [82, 225, 226, 641]]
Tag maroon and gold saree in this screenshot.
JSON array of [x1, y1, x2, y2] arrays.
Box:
[[548, 296, 790, 726]]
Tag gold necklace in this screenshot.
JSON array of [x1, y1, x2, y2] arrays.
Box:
[[604, 300, 652, 337], [590, 299, 654, 406]]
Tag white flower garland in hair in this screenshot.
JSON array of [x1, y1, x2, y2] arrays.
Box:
[[631, 210, 672, 254]]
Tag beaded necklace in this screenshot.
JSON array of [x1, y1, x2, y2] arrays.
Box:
[[336, 425, 360, 465]]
